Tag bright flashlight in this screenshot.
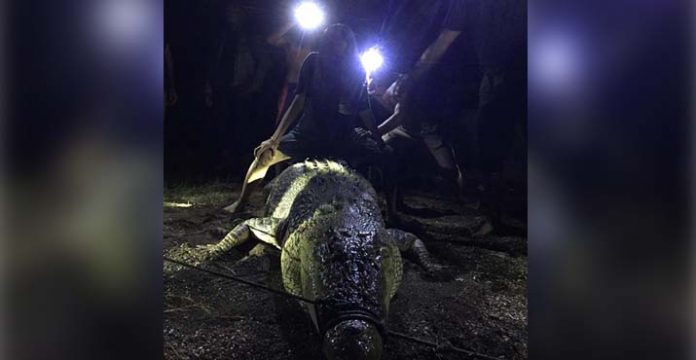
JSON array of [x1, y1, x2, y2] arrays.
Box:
[[360, 47, 384, 75], [294, 2, 325, 30]]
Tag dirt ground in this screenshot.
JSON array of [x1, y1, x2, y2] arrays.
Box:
[[163, 181, 527, 360]]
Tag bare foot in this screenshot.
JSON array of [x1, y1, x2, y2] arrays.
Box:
[[223, 199, 245, 214]]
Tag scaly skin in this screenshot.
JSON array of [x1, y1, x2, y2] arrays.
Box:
[[268, 161, 398, 323], [169, 160, 442, 360]]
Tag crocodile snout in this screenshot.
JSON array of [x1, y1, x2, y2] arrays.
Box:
[[322, 320, 383, 360]]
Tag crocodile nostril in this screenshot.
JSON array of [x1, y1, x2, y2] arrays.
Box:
[[323, 320, 383, 360]]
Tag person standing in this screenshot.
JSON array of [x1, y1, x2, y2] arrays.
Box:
[[224, 24, 388, 214], [389, 0, 526, 229]]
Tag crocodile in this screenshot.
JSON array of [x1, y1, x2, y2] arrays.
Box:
[[176, 160, 443, 360]]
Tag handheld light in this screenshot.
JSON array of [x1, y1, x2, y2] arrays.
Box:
[[360, 46, 384, 75], [294, 2, 325, 30]]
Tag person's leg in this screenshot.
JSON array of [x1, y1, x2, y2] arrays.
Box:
[[458, 108, 481, 178], [420, 122, 465, 197], [223, 130, 308, 214], [477, 90, 516, 229], [272, 83, 298, 178], [381, 126, 419, 222], [223, 148, 291, 213]]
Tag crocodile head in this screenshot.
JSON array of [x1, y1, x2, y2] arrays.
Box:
[[322, 320, 383, 360]]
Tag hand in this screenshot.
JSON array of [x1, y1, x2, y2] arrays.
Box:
[[384, 74, 411, 107], [393, 74, 413, 99], [367, 75, 378, 96], [254, 138, 278, 164], [371, 130, 386, 148]]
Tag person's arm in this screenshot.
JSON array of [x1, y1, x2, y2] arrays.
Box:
[[255, 94, 305, 158], [356, 83, 381, 138], [411, 0, 468, 81], [390, 1, 468, 108], [270, 51, 315, 140], [388, 29, 461, 110], [411, 29, 461, 81], [271, 94, 306, 142], [359, 109, 380, 138], [377, 103, 402, 136], [258, 52, 313, 153]]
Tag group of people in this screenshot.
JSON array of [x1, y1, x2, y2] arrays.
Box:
[[168, 0, 526, 229], [165, 1, 287, 178]]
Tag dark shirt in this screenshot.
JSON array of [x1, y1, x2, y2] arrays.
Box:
[[442, 0, 473, 32], [385, 0, 525, 74], [293, 53, 369, 141], [391, 0, 479, 127], [443, 0, 526, 72], [383, 0, 449, 73], [381, 0, 482, 87], [431, 0, 480, 87]]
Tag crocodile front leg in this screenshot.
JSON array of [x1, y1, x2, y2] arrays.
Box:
[[385, 228, 445, 276]]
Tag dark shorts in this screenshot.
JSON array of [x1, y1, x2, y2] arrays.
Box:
[[402, 68, 479, 129]]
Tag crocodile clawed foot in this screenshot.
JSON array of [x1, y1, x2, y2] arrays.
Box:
[[424, 263, 452, 281], [209, 227, 229, 237], [164, 243, 217, 275]]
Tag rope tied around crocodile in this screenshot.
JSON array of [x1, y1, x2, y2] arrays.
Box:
[[164, 257, 503, 360]]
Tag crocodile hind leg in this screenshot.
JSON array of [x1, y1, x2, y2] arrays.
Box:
[[164, 221, 251, 274], [165, 217, 282, 274], [385, 229, 444, 276], [199, 220, 253, 260], [201, 217, 282, 260]]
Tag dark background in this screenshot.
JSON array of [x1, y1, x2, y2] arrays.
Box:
[[3, 0, 693, 359], [162, 0, 487, 184]]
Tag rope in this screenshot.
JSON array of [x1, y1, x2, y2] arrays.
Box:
[[387, 330, 503, 360], [163, 257, 503, 360], [164, 257, 319, 305]]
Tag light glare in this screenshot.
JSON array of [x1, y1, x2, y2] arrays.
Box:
[[164, 202, 192, 208], [360, 47, 384, 75], [294, 2, 325, 30]]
